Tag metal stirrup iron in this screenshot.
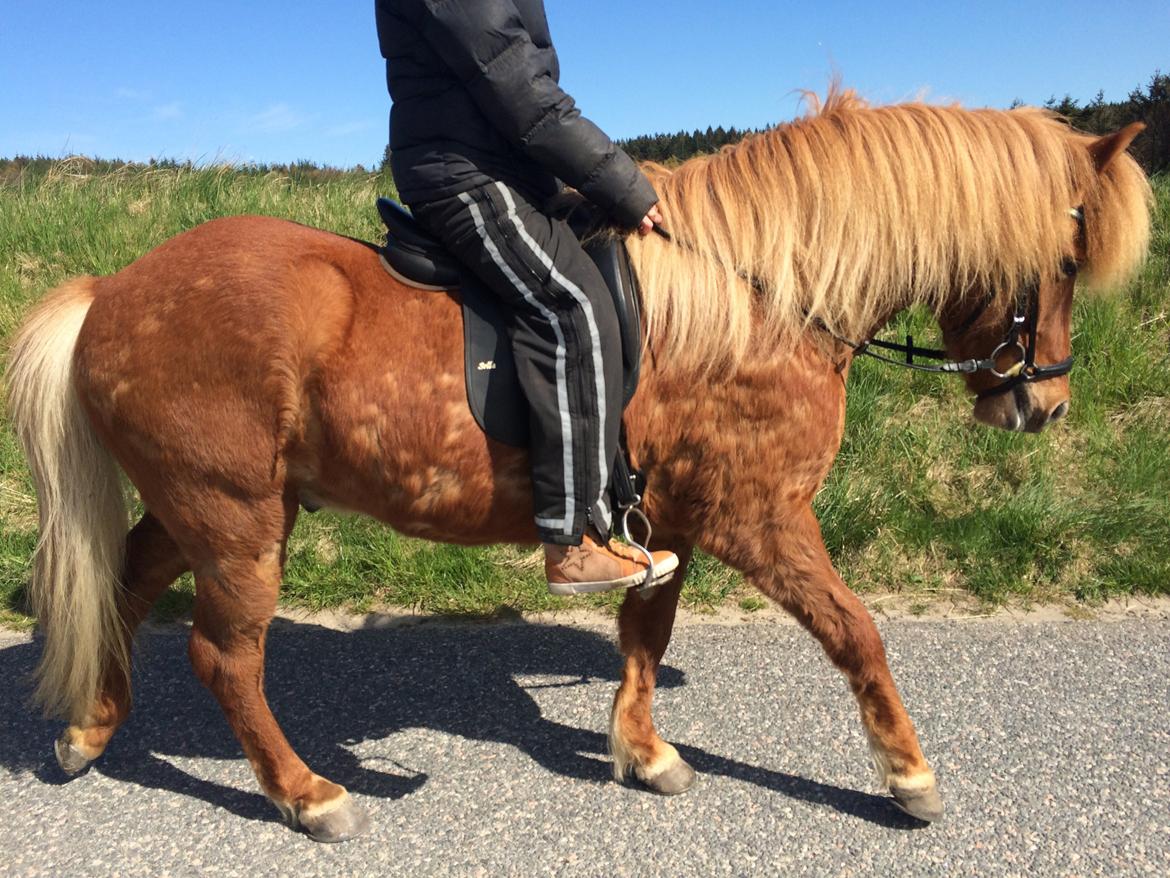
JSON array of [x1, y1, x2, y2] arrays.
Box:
[[610, 426, 657, 595], [621, 503, 658, 596]]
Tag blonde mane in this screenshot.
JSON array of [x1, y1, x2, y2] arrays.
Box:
[[627, 90, 1152, 371]]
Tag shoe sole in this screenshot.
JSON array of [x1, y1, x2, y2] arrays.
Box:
[[547, 554, 680, 596]]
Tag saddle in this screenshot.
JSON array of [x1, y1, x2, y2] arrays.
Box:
[[376, 197, 644, 449]]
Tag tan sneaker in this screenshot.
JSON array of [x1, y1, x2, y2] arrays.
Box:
[[545, 533, 680, 596]]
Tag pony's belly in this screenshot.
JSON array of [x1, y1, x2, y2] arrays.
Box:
[[302, 288, 539, 546], [302, 429, 539, 547]]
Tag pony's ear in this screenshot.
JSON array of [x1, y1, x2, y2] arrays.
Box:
[[1088, 122, 1145, 172]]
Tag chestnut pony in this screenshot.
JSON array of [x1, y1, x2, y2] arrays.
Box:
[[7, 94, 1151, 841]]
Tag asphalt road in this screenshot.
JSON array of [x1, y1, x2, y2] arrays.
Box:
[[1, 613, 1167, 877]]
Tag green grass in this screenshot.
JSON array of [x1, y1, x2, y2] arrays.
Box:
[[1, 161, 1167, 623], [819, 176, 1170, 603]]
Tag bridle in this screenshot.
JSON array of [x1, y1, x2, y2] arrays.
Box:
[[823, 269, 1076, 401], [651, 206, 1085, 401]]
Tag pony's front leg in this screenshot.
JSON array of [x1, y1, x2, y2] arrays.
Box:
[[753, 508, 944, 822], [609, 540, 696, 795]]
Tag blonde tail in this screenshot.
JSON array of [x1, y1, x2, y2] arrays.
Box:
[[6, 278, 130, 723]]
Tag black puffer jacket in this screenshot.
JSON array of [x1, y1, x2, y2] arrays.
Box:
[[375, 0, 657, 228]]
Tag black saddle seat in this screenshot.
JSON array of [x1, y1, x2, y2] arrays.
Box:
[[377, 198, 462, 289], [376, 197, 643, 447]]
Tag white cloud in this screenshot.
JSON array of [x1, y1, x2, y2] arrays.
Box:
[[325, 120, 374, 138], [153, 102, 183, 121], [115, 87, 150, 101], [247, 103, 309, 133]]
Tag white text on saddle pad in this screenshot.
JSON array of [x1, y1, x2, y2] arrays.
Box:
[[477, 361, 497, 371]]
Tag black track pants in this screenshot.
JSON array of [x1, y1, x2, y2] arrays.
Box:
[[411, 181, 622, 545]]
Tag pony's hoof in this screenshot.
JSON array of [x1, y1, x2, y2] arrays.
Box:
[[298, 795, 370, 844], [54, 736, 93, 776], [890, 782, 944, 822], [642, 758, 696, 796]]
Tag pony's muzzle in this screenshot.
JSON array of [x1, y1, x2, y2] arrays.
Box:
[[1022, 390, 1071, 433], [973, 388, 1070, 433]]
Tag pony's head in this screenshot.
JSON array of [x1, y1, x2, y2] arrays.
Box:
[[938, 123, 1149, 432]]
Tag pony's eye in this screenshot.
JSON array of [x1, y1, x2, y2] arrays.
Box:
[[1061, 258, 1079, 278]]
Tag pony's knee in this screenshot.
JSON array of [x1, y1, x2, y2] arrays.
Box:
[[187, 626, 223, 688], [827, 613, 888, 681], [783, 591, 888, 680]]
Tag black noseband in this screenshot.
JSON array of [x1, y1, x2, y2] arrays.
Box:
[[972, 286, 1074, 401]]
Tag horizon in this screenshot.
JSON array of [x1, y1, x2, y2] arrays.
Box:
[[2, 1, 1167, 168]]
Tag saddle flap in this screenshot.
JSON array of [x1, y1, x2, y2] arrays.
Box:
[[460, 237, 642, 447], [460, 275, 529, 447], [585, 237, 642, 407]]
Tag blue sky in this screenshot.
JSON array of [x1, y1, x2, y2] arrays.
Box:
[[1, 1, 1165, 168]]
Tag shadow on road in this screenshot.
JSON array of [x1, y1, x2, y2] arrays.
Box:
[[0, 617, 919, 830]]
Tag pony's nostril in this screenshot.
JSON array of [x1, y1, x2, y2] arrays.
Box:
[[1049, 400, 1070, 422]]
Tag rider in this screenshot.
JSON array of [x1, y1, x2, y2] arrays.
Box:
[[375, 0, 680, 594]]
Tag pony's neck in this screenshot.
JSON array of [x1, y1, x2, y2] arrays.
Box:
[[649, 122, 950, 348], [634, 99, 1097, 377]]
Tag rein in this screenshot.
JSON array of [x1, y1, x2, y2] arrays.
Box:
[[650, 209, 1083, 400], [817, 284, 1075, 401]]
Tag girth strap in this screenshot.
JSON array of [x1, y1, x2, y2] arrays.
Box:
[[609, 424, 646, 511]]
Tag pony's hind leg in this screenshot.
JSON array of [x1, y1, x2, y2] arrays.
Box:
[[754, 508, 943, 822], [609, 540, 696, 795], [56, 513, 189, 773], [183, 495, 368, 843]]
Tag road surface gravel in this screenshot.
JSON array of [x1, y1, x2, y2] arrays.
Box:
[[2, 612, 1167, 876]]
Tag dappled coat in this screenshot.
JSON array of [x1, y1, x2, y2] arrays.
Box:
[[375, 0, 657, 228]]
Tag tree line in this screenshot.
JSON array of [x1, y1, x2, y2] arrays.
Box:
[[617, 125, 771, 164], [1040, 71, 1168, 175], [0, 155, 384, 188], [619, 71, 1169, 176], [4, 72, 1165, 179]]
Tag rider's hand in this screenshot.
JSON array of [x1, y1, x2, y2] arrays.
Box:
[[637, 203, 664, 236]]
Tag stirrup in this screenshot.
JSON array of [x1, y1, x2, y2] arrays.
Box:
[[611, 421, 659, 596], [620, 502, 660, 597]]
